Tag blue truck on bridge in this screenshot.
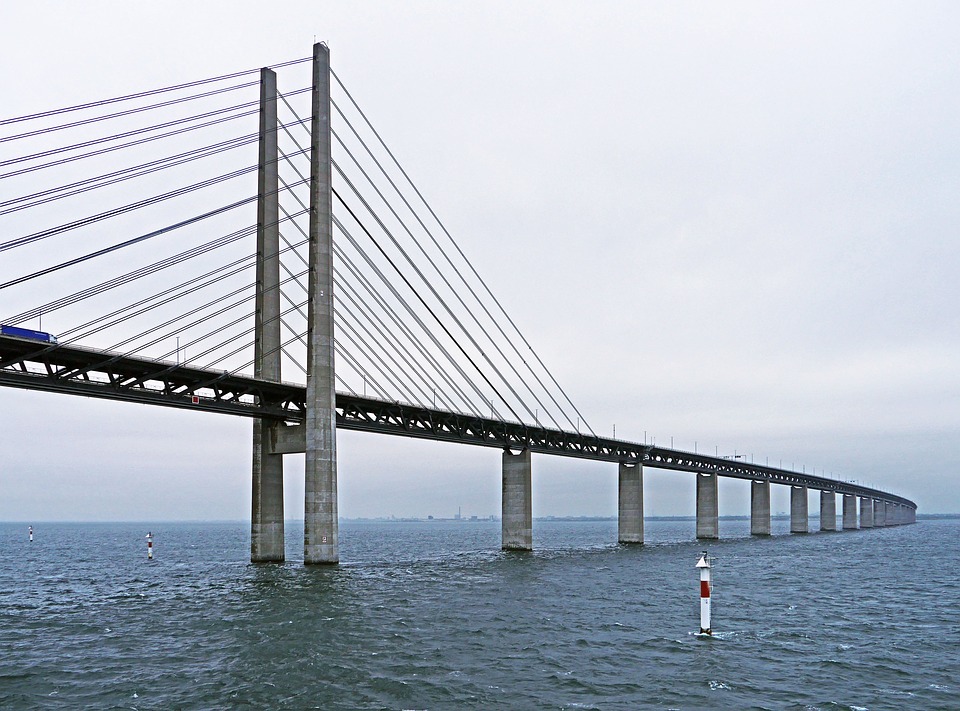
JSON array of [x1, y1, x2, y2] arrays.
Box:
[[0, 325, 58, 344]]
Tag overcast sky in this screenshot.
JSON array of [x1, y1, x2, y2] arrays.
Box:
[[2, 1, 958, 521]]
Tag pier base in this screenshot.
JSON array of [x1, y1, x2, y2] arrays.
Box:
[[618, 462, 643, 544], [842, 494, 857, 530], [790, 486, 808, 533], [820, 491, 838, 531], [696, 472, 719, 539], [251, 425, 284, 562], [860, 497, 873, 528], [502, 449, 532, 550], [750, 480, 771, 536], [873, 499, 885, 527]]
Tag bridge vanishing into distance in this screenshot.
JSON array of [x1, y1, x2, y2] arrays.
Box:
[[0, 44, 916, 564]]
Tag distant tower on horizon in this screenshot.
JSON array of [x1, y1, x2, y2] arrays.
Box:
[[455, 506, 461, 520]]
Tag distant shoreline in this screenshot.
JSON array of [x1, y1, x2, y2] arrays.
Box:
[[4, 514, 957, 524], [340, 513, 959, 523]]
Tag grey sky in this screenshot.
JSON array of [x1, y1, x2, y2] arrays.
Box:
[[1, 1, 958, 520]]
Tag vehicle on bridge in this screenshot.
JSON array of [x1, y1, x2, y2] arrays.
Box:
[[0, 325, 58, 344]]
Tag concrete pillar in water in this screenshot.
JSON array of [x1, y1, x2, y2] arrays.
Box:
[[618, 462, 643, 544], [304, 43, 338, 565], [820, 490, 838, 531], [750, 480, 771, 536], [842, 494, 857, 530], [860, 497, 873, 528], [790, 486, 808, 533], [696, 472, 719, 539], [887, 502, 897, 526], [251, 67, 285, 563], [873, 499, 885, 527], [502, 449, 532, 550]]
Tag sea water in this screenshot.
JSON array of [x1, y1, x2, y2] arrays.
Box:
[[1, 518, 957, 709]]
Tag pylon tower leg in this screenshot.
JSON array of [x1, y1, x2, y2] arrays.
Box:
[[251, 67, 284, 563], [304, 43, 338, 565]]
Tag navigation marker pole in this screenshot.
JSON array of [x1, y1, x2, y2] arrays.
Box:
[[29, 526, 33, 542], [146, 532, 153, 560], [696, 552, 712, 636]]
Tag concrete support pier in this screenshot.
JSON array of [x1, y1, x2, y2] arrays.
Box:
[[860, 497, 873, 528], [617, 462, 643, 544], [790, 486, 809, 533], [842, 494, 857, 530], [750, 480, 771, 535], [873, 499, 885, 527], [820, 491, 838, 531], [251, 67, 284, 563], [502, 449, 532, 550], [696, 472, 719, 539], [304, 43, 338, 565]]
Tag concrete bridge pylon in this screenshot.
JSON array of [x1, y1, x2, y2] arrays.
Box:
[[303, 43, 338, 565], [251, 67, 285, 563]]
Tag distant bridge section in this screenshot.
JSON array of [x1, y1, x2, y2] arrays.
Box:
[[0, 336, 916, 511], [0, 43, 917, 563]]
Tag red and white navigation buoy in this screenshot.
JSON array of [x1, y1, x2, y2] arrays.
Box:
[[146, 532, 153, 560], [28, 526, 33, 542], [696, 552, 712, 636]]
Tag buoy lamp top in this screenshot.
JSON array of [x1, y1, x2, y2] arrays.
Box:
[[696, 552, 710, 569]]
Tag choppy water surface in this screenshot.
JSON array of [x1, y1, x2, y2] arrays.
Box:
[[1, 518, 957, 709]]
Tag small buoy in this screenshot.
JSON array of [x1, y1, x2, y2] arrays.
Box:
[[28, 526, 33, 542], [146, 532, 153, 560], [696, 551, 712, 636]]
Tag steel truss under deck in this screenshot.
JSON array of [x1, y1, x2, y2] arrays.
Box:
[[0, 336, 916, 509]]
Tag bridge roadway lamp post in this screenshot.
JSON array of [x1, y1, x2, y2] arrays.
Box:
[[696, 552, 712, 636]]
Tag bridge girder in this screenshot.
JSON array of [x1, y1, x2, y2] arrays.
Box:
[[0, 336, 917, 510]]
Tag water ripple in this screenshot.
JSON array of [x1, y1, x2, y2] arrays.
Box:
[[1, 519, 958, 709]]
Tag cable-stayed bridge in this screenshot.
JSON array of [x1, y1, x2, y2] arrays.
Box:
[[0, 44, 916, 564]]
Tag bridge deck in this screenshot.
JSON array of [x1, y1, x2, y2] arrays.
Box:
[[0, 336, 915, 508]]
